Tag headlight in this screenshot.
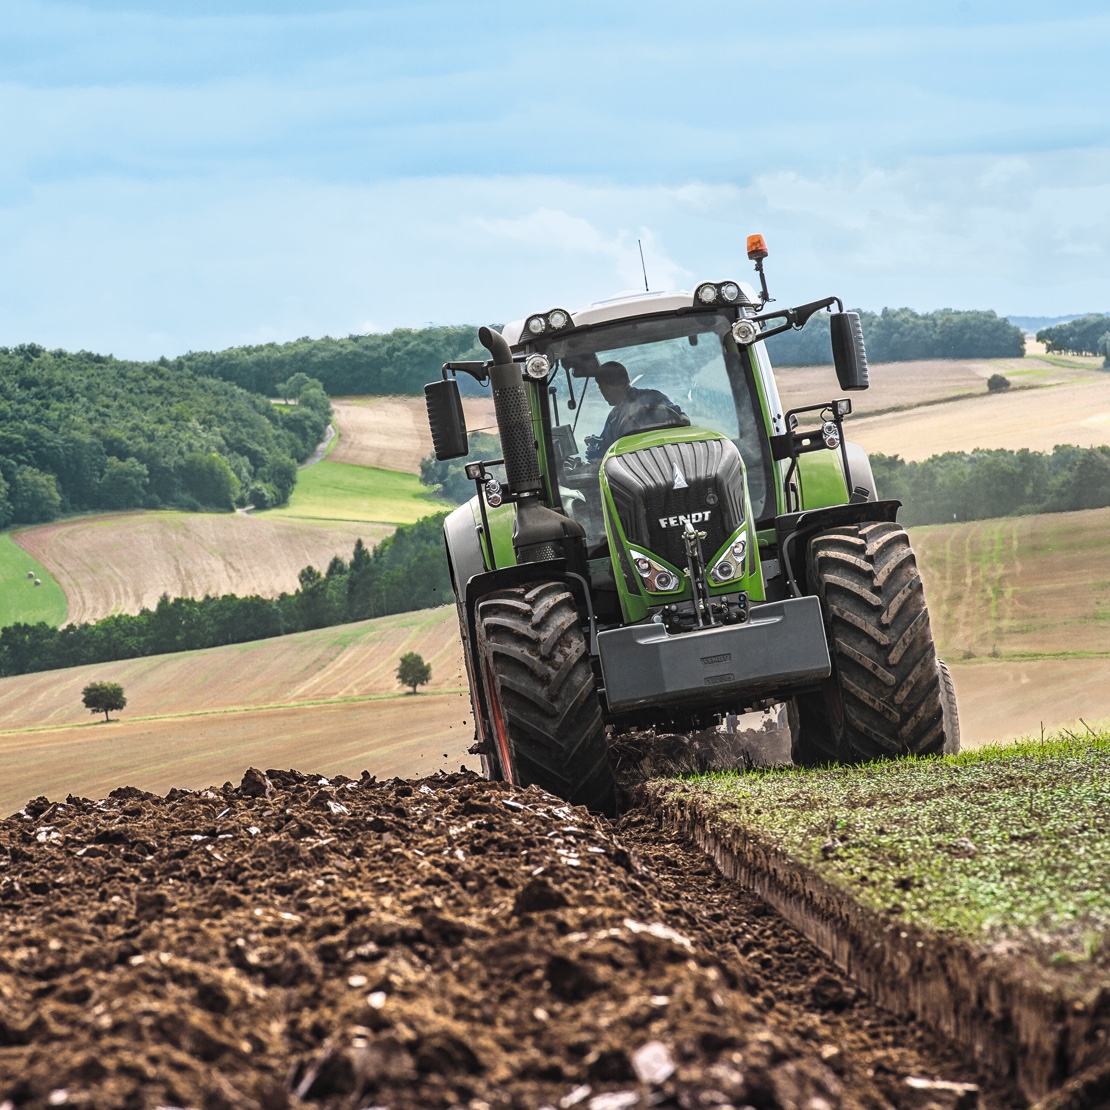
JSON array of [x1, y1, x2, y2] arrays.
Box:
[[822, 421, 840, 450], [548, 309, 570, 329], [732, 318, 759, 345], [629, 549, 682, 593], [695, 283, 718, 304], [526, 316, 546, 335], [720, 281, 740, 302], [524, 353, 551, 380], [710, 533, 748, 583]]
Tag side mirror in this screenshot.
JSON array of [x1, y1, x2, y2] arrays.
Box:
[[829, 311, 870, 391], [424, 379, 468, 460]]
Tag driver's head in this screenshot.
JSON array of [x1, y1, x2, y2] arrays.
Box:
[[596, 361, 630, 405]]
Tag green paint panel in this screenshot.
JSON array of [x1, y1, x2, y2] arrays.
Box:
[[796, 450, 850, 510], [0, 534, 68, 629]]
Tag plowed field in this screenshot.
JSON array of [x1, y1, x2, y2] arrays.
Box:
[[0, 768, 1014, 1109], [12, 512, 390, 625]]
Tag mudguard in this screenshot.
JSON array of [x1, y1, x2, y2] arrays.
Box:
[[775, 499, 902, 597]]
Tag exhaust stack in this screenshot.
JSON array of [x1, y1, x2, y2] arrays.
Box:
[[478, 326, 582, 563]]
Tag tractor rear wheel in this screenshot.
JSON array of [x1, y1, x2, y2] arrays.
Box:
[[476, 581, 615, 815], [789, 521, 952, 764]]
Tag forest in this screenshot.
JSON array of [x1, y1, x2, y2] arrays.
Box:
[[1035, 314, 1110, 361], [180, 326, 487, 398], [872, 445, 1110, 525], [0, 345, 330, 526], [0, 514, 451, 678], [766, 307, 1027, 366]]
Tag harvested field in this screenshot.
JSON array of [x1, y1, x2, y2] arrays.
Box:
[[12, 511, 390, 625], [947, 658, 1110, 748], [0, 696, 473, 816], [844, 375, 1110, 461], [0, 768, 1014, 1109], [650, 733, 1110, 1102], [774, 350, 1101, 420], [331, 396, 496, 474], [910, 508, 1110, 659], [0, 607, 463, 732]]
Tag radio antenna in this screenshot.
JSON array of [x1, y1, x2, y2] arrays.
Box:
[[638, 239, 649, 292]]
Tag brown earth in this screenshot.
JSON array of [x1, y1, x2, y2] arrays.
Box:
[[331, 397, 497, 474], [12, 512, 390, 625], [0, 768, 1015, 1109]]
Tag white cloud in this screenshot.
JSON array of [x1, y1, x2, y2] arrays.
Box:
[[1, 149, 1107, 359]]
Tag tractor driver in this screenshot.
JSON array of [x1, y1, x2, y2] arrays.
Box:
[[585, 360, 689, 461]]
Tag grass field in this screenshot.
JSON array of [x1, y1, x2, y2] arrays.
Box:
[[0, 533, 67, 627], [679, 733, 1110, 954], [331, 395, 496, 473], [12, 511, 391, 625], [267, 459, 452, 524]]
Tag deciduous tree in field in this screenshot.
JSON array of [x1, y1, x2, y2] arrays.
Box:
[[397, 652, 431, 694], [81, 681, 127, 722]]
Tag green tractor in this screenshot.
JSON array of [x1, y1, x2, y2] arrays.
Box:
[[424, 236, 958, 814]]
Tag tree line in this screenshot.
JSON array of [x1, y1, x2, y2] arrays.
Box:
[[0, 514, 451, 678], [872, 445, 1110, 526], [1035, 314, 1110, 362], [0, 345, 332, 527], [172, 307, 1037, 400], [179, 326, 487, 398], [766, 307, 1026, 366]]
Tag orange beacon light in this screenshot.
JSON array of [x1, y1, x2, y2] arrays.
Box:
[[746, 233, 769, 261]]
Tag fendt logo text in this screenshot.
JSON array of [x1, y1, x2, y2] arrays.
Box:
[[658, 511, 711, 528]]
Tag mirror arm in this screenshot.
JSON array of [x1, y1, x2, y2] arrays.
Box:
[[743, 296, 844, 343], [442, 360, 492, 384]]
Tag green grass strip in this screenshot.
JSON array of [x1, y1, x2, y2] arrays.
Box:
[[268, 460, 451, 525], [678, 732, 1110, 957], [0, 533, 67, 629]]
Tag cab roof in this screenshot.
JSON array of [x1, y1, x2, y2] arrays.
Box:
[[501, 282, 761, 348]]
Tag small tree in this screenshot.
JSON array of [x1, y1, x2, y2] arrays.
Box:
[[82, 681, 127, 722], [397, 652, 431, 694], [987, 373, 1011, 393]]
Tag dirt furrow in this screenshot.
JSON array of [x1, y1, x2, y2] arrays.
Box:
[[0, 770, 1021, 1110]]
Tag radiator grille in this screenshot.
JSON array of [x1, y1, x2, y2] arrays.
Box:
[[604, 438, 745, 568]]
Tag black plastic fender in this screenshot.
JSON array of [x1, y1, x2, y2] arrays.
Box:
[[775, 499, 901, 597]]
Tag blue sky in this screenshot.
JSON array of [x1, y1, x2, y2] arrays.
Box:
[[1, 0, 1107, 358]]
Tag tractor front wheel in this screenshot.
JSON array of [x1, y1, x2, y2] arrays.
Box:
[[790, 521, 953, 764], [476, 582, 615, 815]]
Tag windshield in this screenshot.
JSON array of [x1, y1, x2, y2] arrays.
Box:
[[537, 311, 773, 551]]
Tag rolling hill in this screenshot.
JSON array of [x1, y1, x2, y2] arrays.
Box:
[[11, 511, 392, 626]]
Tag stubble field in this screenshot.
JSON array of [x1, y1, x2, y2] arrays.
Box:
[[330, 396, 496, 473], [11, 511, 391, 625]]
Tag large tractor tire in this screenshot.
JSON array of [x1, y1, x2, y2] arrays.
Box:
[[937, 658, 961, 755], [476, 581, 615, 815], [789, 521, 952, 765]]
